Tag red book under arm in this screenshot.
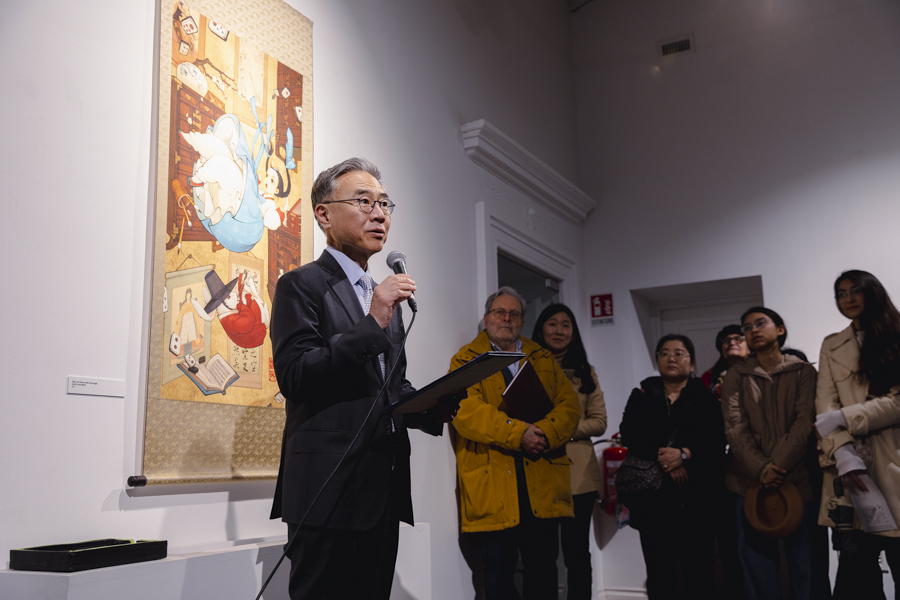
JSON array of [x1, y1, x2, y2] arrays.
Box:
[[501, 360, 554, 424]]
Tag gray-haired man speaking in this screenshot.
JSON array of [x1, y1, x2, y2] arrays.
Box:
[[270, 157, 459, 599]]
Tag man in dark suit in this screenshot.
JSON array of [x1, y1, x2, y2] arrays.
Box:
[[270, 157, 455, 600]]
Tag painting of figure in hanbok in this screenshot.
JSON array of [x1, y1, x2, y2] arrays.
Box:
[[153, 0, 307, 407], [192, 269, 270, 349], [179, 107, 295, 253], [173, 286, 205, 356], [163, 264, 213, 384]]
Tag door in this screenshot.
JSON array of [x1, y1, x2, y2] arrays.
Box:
[[497, 252, 560, 341]]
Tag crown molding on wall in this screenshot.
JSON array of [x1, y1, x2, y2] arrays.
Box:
[[460, 119, 597, 224]]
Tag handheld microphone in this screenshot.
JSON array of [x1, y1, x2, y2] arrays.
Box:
[[385, 251, 417, 313]]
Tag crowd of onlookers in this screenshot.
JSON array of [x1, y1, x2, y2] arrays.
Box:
[[614, 269, 900, 600], [272, 158, 899, 600], [450, 269, 899, 600]]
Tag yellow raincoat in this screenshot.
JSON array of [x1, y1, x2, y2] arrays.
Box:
[[449, 331, 580, 532]]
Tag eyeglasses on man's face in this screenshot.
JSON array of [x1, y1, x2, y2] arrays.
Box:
[[488, 308, 523, 322], [835, 287, 862, 303], [657, 350, 690, 361], [742, 317, 772, 334], [320, 196, 395, 215]]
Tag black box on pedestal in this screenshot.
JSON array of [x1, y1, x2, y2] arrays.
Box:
[[10, 539, 167, 572]]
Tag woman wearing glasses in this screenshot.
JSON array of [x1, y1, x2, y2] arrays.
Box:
[[702, 325, 750, 399], [815, 271, 900, 599], [532, 304, 607, 600], [721, 307, 823, 600], [619, 334, 725, 600], [700, 324, 751, 598]]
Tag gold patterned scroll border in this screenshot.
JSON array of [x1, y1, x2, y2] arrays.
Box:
[[142, 398, 284, 483]]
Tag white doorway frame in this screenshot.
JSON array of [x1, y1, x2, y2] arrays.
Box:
[[475, 201, 577, 315], [461, 118, 594, 323], [630, 276, 765, 369]]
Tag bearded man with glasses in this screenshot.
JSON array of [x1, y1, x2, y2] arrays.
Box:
[[449, 286, 579, 600]]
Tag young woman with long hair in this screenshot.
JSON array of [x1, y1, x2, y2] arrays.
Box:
[[721, 307, 825, 600], [532, 304, 607, 600], [815, 270, 900, 599]]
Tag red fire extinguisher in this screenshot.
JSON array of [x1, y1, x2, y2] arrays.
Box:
[[602, 433, 627, 515]]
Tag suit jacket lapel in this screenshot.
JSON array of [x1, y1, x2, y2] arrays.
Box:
[[318, 250, 385, 384], [319, 250, 365, 325]]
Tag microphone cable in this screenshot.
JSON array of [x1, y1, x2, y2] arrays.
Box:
[[254, 310, 417, 600]]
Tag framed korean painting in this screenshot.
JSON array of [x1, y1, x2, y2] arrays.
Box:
[[134, 0, 313, 486]]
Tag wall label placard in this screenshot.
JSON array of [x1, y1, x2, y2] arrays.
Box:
[[67, 376, 126, 398], [591, 293, 614, 327]]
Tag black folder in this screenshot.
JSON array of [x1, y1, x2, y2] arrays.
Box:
[[383, 351, 525, 414]]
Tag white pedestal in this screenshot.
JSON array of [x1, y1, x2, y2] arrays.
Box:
[[0, 523, 431, 600]]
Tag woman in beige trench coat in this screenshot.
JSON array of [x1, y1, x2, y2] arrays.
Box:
[[815, 270, 900, 599]]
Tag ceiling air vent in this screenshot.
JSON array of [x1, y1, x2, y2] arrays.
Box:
[[658, 35, 696, 58]]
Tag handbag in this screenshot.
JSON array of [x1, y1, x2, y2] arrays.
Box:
[[616, 399, 678, 501], [615, 455, 664, 495]]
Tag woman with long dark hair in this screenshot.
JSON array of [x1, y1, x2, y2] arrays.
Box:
[[619, 334, 724, 600], [722, 307, 824, 600], [532, 304, 607, 600], [815, 270, 900, 598]]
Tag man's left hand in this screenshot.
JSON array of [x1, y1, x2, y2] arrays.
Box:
[[521, 424, 549, 455], [424, 389, 467, 423]]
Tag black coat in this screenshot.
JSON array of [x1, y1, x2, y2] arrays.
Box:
[[269, 250, 440, 530], [619, 376, 725, 528]]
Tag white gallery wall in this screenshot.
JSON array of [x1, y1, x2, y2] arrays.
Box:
[[0, 1, 581, 599], [573, 0, 900, 594]]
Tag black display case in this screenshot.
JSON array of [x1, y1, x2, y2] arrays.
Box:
[[10, 539, 167, 572]]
